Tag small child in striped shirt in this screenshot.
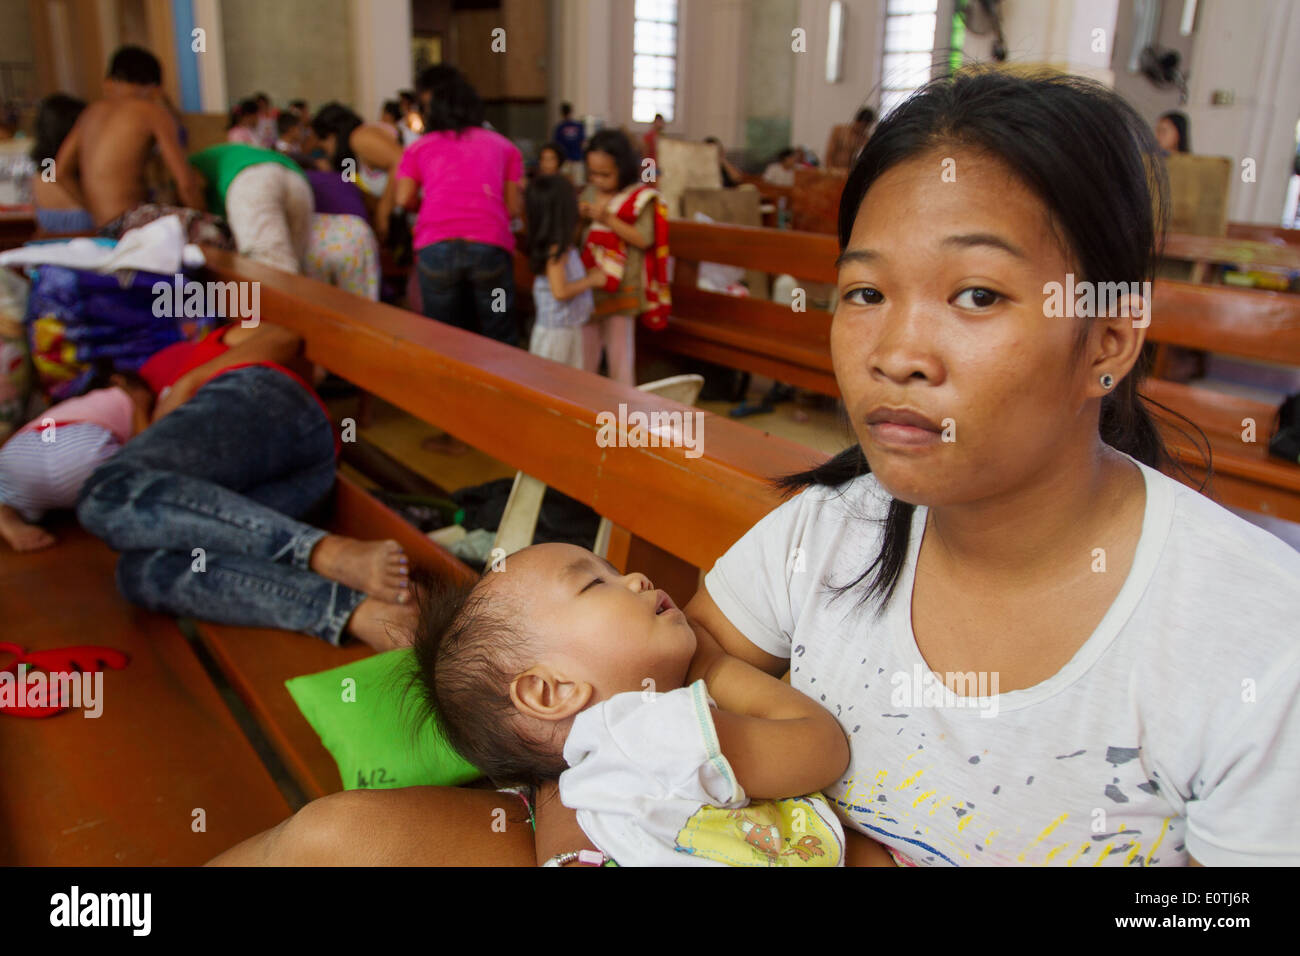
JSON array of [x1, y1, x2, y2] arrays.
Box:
[[524, 174, 606, 369], [0, 372, 154, 552]]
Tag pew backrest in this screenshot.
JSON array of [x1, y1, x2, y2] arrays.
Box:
[[201, 247, 825, 571]]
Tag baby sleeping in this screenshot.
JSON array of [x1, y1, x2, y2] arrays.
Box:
[[411, 542, 848, 866]]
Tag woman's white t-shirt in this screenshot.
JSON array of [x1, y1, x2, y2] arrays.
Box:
[[704, 455, 1300, 866]]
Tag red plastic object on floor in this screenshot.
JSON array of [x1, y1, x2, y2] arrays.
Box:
[[0, 642, 130, 718]]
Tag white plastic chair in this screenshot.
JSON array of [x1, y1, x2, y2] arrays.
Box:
[[492, 374, 706, 558]]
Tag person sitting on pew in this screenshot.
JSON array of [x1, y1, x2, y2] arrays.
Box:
[[52, 46, 204, 230], [29, 93, 95, 235], [76, 322, 413, 651], [409, 542, 849, 866], [209, 69, 1300, 869], [0, 370, 153, 552], [762, 147, 799, 187], [524, 174, 606, 369]]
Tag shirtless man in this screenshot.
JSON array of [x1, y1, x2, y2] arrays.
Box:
[[54, 46, 202, 228]]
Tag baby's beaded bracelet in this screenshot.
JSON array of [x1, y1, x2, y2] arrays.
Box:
[[541, 849, 616, 867]]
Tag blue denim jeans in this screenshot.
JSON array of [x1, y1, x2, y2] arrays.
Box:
[[415, 239, 518, 346], [76, 366, 363, 644]]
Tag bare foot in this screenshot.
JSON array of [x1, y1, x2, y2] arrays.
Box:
[[0, 508, 57, 552], [421, 433, 471, 456], [346, 597, 418, 651], [309, 535, 409, 602]]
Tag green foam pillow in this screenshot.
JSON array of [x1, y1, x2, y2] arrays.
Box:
[[286, 648, 481, 791]]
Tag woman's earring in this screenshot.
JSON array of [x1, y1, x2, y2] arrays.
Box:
[[1100, 373, 1115, 390]]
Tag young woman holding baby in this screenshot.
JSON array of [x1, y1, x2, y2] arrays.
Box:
[[211, 71, 1300, 868]]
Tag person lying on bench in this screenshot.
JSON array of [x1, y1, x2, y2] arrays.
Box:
[[76, 321, 413, 650], [0, 371, 154, 552], [409, 542, 850, 866]]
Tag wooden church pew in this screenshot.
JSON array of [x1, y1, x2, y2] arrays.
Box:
[[0, 209, 37, 252], [652, 220, 839, 396], [0, 523, 293, 864], [1161, 232, 1300, 283], [192, 476, 476, 801], [652, 220, 1300, 521], [1146, 281, 1300, 522], [1227, 222, 1300, 246]]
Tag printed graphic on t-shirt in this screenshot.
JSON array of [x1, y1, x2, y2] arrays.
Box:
[[674, 793, 844, 867], [828, 731, 1181, 867]]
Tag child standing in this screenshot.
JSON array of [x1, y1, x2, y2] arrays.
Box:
[[524, 175, 605, 369], [578, 130, 670, 386], [0, 373, 153, 551]]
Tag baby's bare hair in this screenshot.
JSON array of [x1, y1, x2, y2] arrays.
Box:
[[409, 568, 567, 786]]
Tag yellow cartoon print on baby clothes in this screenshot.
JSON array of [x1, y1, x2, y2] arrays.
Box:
[[674, 794, 844, 866]]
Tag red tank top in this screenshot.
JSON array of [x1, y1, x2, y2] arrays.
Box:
[[139, 326, 335, 452]]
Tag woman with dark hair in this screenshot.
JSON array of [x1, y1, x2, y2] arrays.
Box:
[[30, 93, 94, 234], [209, 70, 1300, 868], [1156, 110, 1191, 153], [309, 101, 404, 240], [395, 65, 524, 352]]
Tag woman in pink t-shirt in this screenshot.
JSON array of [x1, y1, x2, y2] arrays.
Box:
[[395, 65, 524, 348]]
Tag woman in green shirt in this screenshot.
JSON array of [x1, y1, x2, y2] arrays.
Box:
[[188, 143, 314, 273]]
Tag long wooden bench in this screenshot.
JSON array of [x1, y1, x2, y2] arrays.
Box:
[[1144, 282, 1300, 521], [1227, 221, 1300, 246], [653, 220, 838, 396], [183, 246, 825, 805], [0, 209, 37, 252], [14, 213, 1296, 856], [650, 220, 1300, 522], [1161, 232, 1300, 284], [0, 521, 293, 864], [193, 477, 477, 801]]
